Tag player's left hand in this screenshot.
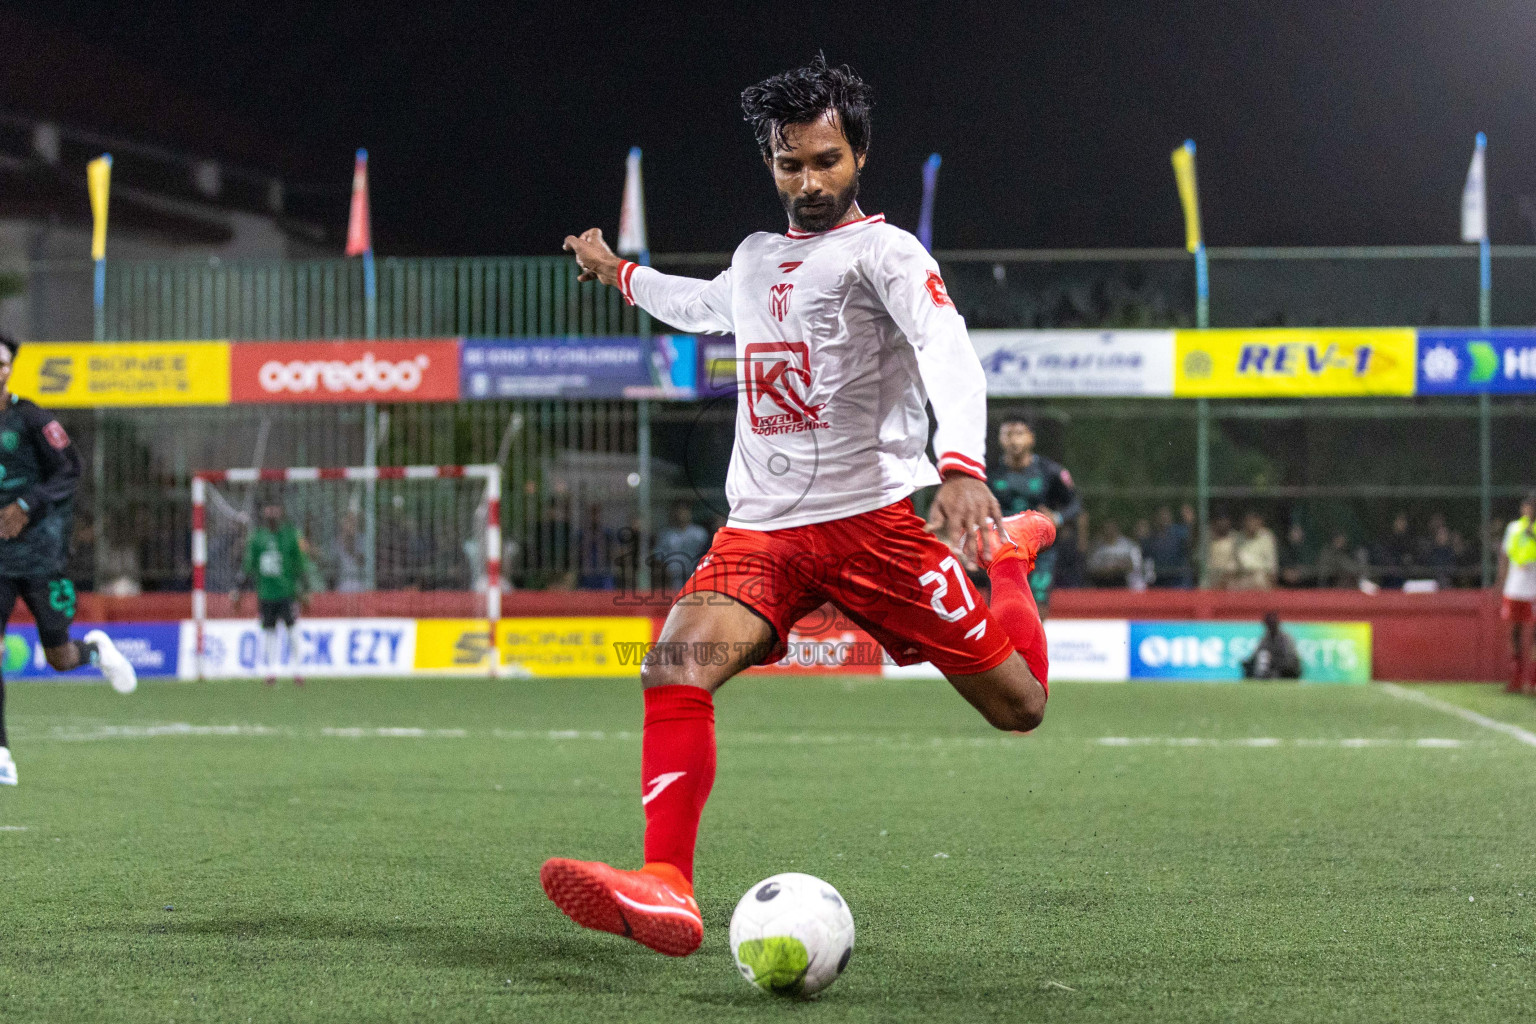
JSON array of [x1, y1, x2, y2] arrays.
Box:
[[925, 475, 1002, 551], [0, 502, 29, 540]]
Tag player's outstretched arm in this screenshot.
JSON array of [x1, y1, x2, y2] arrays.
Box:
[[562, 227, 734, 334]]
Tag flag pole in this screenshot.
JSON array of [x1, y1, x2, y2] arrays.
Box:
[[1171, 139, 1211, 577], [917, 153, 941, 252], [87, 154, 112, 591], [1465, 132, 1493, 584], [619, 146, 653, 592]]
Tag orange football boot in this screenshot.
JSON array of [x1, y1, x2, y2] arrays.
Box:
[[540, 858, 703, 957], [974, 510, 1057, 572]]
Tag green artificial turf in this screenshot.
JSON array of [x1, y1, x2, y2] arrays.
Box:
[[0, 675, 1532, 1022]]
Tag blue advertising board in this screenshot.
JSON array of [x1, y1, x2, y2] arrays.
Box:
[[1416, 329, 1536, 395], [460, 336, 698, 399], [2, 622, 180, 680], [1128, 620, 1371, 683]]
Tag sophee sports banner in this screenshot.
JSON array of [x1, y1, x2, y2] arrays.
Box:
[[1173, 329, 1416, 397], [230, 341, 461, 403], [180, 618, 416, 679], [12, 342, 231, 406], [414, 616, 652, 676], [1128, 621, 1372, 683], [973, 330, 1175, 397], [1416, 329, 1536, 395]]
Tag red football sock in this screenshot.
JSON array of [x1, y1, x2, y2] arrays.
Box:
[[986, 552, 1050, 694], [641, 684, 716, 885]]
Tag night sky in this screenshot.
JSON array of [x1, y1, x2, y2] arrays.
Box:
[[7, 1, 1535, 255]]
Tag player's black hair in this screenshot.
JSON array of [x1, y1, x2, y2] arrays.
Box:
[[998, 415, 1036, 432], [1524, 490, 1536, 508], [741, 54, 874, 159], [0, 333, 17, 359]]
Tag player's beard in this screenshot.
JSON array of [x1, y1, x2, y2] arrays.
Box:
[[781, 169, 860, 234]]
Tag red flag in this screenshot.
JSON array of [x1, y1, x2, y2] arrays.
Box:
[[345, 149, 371, 256]]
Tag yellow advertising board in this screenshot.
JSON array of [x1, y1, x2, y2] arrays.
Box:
[[414, 616, 653, 676], [10, 342, 231, 407], [1173, 329, 1416, 397]]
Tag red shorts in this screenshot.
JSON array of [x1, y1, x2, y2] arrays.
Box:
[[1502, 597, 1535, 623], [677, 498, 1015, 675]]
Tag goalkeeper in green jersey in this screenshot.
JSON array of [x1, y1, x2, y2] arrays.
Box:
[[230, 502, 312, 686]]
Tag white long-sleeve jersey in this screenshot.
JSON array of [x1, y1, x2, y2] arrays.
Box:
[[619, 213, 988, 531]]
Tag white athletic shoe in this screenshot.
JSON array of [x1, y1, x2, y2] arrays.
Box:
[[84, 630, 137, 694], [0, 748, 16, 786]]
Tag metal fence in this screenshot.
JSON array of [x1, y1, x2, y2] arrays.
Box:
[[16, 247, 1536, 593]]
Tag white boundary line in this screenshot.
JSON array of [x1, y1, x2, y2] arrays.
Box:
[[1378, 682, 1536, 748]]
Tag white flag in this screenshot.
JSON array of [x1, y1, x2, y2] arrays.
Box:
[[618, 146, 648, 257], [1461, 133, 1487, 243]]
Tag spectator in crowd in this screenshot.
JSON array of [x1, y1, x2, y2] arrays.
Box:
[[576, 503, 616, 590], [1053, 510, 1089, 589], [652, 500, 710, 592], [1373, 512, 1415, 588], [1422, 522, 1459, 589], [1278, 522, 1313, 587], [336, 510, 368, 593], [1144, 505, 1194, 588], [1316, 532, 1367, 588], [1205, 515, 1239, 589], [1231, 511, 1279, 590], [1088, 519, 1151, 590]]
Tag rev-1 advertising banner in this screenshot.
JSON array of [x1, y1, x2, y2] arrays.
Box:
[[972, 330, 1175, 397], [180, 618, 416, 679], [460, 337, 697, 399], [1416, 328, 1536, 395], [1173, 329, 1417, 397], [1128, 620, 1372, 683], [3, 622, 180, 680]]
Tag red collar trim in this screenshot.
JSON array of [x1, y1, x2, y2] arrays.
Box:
[[785, 213, 884, 239]]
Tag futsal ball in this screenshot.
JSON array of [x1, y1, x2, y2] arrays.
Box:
[[729, 872, 855, 997]]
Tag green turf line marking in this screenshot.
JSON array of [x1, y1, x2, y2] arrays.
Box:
[[1378, 683, 1536, 748]]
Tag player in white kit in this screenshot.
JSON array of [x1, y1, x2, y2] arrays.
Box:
[[540, 56, 1056, 957]]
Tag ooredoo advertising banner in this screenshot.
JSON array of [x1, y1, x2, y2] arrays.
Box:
[[11, 342, 231, 407], [1173, 329, 1417, 397], [973, 330, 1175, 397], [229, 341, 461, 403], [1416, 328, 1536, 395]]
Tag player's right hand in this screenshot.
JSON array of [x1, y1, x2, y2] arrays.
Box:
[[562, 228, 623, 287], [0, 502, 26, 540]]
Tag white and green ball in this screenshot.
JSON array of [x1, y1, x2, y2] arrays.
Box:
[[729, 872, 854, 997]]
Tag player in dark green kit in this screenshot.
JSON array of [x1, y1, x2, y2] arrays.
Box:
[[230, 502, 311, 686], [989, 417, 1081, 615], [0, 335, 137, 786]]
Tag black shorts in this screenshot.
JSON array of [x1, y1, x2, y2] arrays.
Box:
[[258, 599, 298, 630], [0, 576, 78, 649]]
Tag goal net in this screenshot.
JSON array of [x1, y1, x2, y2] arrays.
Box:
[[191, 465, 503, 679]]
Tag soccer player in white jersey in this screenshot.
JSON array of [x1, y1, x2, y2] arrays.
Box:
[[541, 56, 1055, 957]]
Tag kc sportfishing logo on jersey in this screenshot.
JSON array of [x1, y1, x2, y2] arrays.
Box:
[[743, 341, 828, 435], [769, 283, 794, 322]]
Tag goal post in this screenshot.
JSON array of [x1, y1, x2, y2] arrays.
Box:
[[191, 464, 503, 680]]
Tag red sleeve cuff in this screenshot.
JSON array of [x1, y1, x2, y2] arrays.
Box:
[[617, 260, 639, 305], [937, 451, 987, 481]]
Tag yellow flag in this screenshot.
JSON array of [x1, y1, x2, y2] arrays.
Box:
[[87, 154, 112, 261], [1170, 140, 1201, 253]]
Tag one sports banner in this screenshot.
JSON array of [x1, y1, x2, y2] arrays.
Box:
[[230, 340, 461, 403], [10, 341, 232, 406], [1128, 621, 1372, 683], [1173, 328, 1417, 397], [973, 330, 1175, 396], [1417, 328, 1536, 395]]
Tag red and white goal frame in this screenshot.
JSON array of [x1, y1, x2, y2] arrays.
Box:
[[191, 464, 503, 679]]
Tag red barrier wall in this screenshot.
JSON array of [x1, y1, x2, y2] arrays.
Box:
[[34, 588, 1508, 682]]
